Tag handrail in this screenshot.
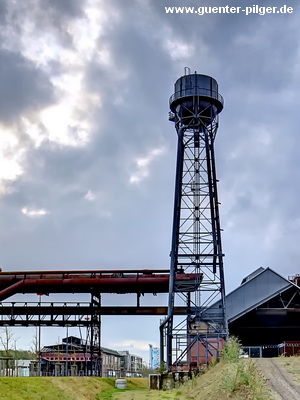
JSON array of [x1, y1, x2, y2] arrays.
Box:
[[170, 86, 224, 106], [0, 268, 170, 275]]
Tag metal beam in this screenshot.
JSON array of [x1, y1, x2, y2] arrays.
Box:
[[0, 302, 194, 327]]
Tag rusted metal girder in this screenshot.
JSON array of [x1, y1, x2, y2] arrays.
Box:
[[0, 269, 201, 301]]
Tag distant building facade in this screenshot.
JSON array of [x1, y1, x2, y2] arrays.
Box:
[[0, 358, 31, 377], [119, 350, 143, 377], [149, 344, 159, 369], [101, 347, 121, 377]]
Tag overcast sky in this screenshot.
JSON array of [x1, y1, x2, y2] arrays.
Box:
[[0, 0, 300, 361]]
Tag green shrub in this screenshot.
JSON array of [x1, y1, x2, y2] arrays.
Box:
[[222, 359, 265, 398], [157, 361, 167, 374], [219, 338, 267, 398], [221, 336, 241, 363]]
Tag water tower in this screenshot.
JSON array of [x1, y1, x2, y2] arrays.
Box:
[[160, 69, 227, 371]]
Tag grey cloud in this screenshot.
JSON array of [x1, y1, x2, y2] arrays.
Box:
[[34, 0, 86, 45], [0, 50, 55, 123], [1, 0, 87, 53], [0, 0, 8, 24], [42, 0, 85, 18]]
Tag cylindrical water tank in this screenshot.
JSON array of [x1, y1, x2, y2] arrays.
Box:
[[169, 73, 223, 126]]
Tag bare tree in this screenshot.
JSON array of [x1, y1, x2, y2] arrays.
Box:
[[30, 327, 39, 359], [0, 327, 15, 375], [0, 327, 15, 356]]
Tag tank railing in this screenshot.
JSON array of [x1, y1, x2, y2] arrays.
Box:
[[170, 87, 223, 106]]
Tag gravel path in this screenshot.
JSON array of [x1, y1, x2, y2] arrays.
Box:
[[255, 358, 300, 400]]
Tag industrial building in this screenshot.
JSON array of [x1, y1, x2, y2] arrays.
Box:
[[36, 336, 143, 377], [222, 267, 300, 355]]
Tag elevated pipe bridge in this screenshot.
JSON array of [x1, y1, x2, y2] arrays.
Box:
[[0, 269, 200, 302]]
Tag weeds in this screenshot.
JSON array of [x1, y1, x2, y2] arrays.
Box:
[[221, 336, 241, 363], [221, 338, 267, 399], [222, 361, 262, 391]]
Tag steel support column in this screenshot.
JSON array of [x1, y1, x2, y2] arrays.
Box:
[[87, 293, 102, 376]]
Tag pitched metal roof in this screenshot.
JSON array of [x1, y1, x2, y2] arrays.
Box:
[[205, 267, 295, 323], [225, 268, 294, 322]]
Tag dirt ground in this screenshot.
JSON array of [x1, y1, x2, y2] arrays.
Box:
[[255, 358, 300, 400]]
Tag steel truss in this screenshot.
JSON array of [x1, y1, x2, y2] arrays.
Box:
[[161, 72, 227, 371], [87, 293, 102, 376], [0, 303, 194, 326]]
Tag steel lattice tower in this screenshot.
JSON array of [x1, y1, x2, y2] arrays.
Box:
[[161, 70, 227, 371]]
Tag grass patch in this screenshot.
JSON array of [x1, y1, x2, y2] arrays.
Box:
[[277, 356, 300, 383], [0, 341, 272, 400], [0, 377, 74, 400], [0, 377, 148, 400]]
